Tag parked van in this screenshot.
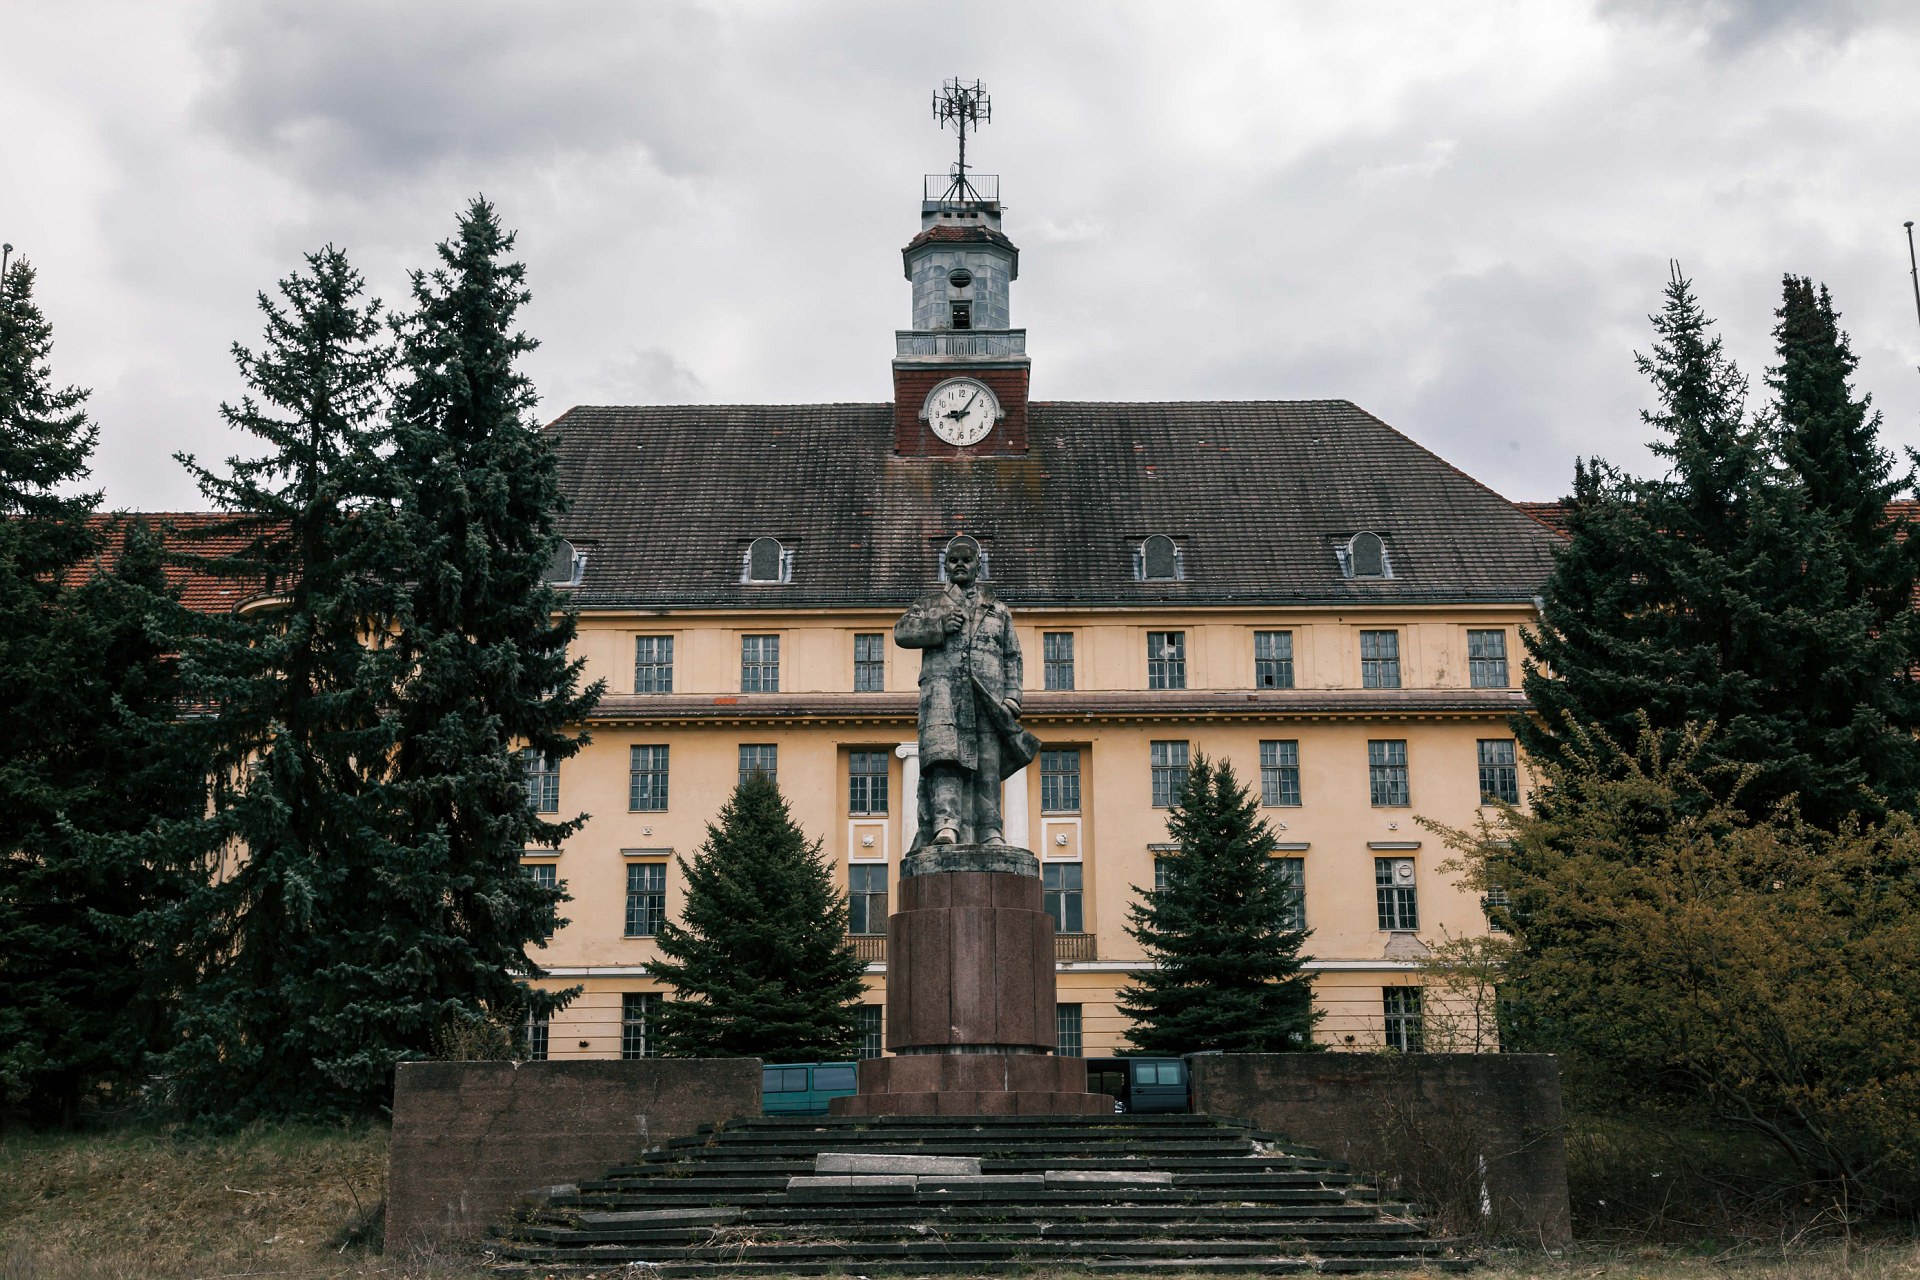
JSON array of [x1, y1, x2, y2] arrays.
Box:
[[1084, 1057, 1191, 1114], [761, 1061, 859, 1115]]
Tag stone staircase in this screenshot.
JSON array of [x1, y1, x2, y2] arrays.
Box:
[[489, 1113, 1477, 1274]]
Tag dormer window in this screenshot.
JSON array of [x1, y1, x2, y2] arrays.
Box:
[[1337, 531, 1391, 580], [743, 537, 793, 584], [544, 539, 586, 586], [1134, 534, 1184, 582]]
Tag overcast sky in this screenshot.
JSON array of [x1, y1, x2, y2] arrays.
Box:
[[7, 0, 1920, 509]]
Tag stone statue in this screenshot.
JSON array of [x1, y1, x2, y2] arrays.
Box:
[[895, 537, 1040, 847]]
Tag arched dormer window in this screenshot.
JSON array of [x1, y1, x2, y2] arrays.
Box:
[[743, 537, 793, 584], [1340, 531, 1391, 580], [1135, 534, 1183, 582], [544, 539, 585, 586]]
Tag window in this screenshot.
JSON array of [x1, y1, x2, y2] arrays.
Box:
[[629, 745, 669, 812], [1040, 748, 1082, 813], [1056, 1003, 1083, 1057], [1368, 739, 1410, 807], [1468, 629, 1509, 688], [1346, 531, 1389, 579], [1043, 862, 1084, 934], [522, 862, 558, 891], [1137, 534, 1182, 581], [849, 750, 890, 815], [744, 537, 790, 584], [523, 1008, 549, 1061], [739, 743, 778, 786], [1151, 740, 1191, 808], [741, 634, 780, 692], [1376, 858, 1419, 931], [634, 635, 674, 693], [1478, 739, 1520, 805], [854, 633, 886, 692], [1153, 856, 1175, 896], [622, 992, 662, 1060], [857, 1005, 884, 1060], [626, 862, 667, 937], [1043, 632, 1076, 690], [1259, 740, 1301, 807], [848, 863, 888, 935], [1383, 987, 1424, 1053], [951, 300, 971, 329], [1254, 630, 1294, 689], [1360, 630, 1401, 689], [1270, 856, 1306, 932], [1482, 883, 1514, 934], [521, 749, 559, 814], [1147, 631, 1186, 690]]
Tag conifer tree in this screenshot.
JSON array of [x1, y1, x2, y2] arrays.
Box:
[[1118, 754, 1318, 1054], [164, 247, 402, 1121], [650, 771, 867, 1060], [375, 197, 599, 1054]]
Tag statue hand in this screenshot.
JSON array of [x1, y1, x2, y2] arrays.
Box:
[[943, 611, 964, 635], [1002, 696, 1021, 718]]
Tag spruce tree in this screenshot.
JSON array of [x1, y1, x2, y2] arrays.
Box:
[[375, 196, 599, 1055], [1118, 754, 1318, 1054], [650, 771, 868, 1060], [165, 247, 402, 1122], [1763, 276, 1920, 824]]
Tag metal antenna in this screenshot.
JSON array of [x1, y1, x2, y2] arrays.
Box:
[[1906, 222, 1920, 373], [0, 243, 11, 297], [932, 78, 991, 204]]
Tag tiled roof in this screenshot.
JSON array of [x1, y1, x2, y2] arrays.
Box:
[[544, 400, 1563, 611], [904, 224, 1017, 253], [1514, 501, 1570, 536], [63, 513, 270, 615]]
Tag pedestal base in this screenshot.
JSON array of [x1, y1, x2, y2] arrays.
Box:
[[830, 1052, 1110, 1116]]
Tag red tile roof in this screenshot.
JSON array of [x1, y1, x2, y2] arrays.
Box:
[[65, 512, 273, 615]]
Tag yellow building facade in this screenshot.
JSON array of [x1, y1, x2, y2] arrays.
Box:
[[523, 170, 1562, 1062]]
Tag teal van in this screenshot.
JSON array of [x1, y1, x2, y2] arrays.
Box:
[[761, 1062, 860, 1115], [1085, 1057, 1190, 1113]]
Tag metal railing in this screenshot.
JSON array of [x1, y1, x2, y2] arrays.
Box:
[[923, 172, 999, 204], [895, 329, 1026, 359], [1054, 932, 1098, 963], [851, 935, 887, 963]]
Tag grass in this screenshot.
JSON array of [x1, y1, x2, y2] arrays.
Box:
[[1, 1122, 1915, 1279]]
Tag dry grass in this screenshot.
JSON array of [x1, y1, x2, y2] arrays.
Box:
[[0, 1123, 1915, 1279]]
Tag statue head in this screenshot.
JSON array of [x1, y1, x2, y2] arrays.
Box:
[[945, 537, 980, 587]]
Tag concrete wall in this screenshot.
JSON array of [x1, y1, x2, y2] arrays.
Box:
[[1188, 1053, 1570, 1246], [383, 1058, 759, 1251]]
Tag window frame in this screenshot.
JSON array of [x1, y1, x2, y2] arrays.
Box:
[[625, 861, 668, 938], [1043, 631, 1076, 691], [1360, 629, 1401, 689], [1375, 858, 1420, 931], [1383, 986, 1425, 1053], [521, 748, 560, 814], [740, 633, 781, 693], [857, 1005, 884, 1060], [1150, 739, 1191, 808], [848, 749, 890, 816], [1368, 739, 1410, 808], [621, 991, 662, 1059], [1468, 628, 1510, 688], [853, 632, 886, 692], [1478, 738, 1520, 805], [629, 744, 670, 812], [1270, 855, 1306, 932], [1254, 629, 1295, 690], [1147, 630, 1187, 690], [1040, 748, 1082, 814], [1056, 1002, 1083, 1057], [1259, 739, 1301, 807], [1042, 861, 1084, 934], [738, 743, 778, 786], [848, 862, 889, 936], [633, 634, 675, 694]]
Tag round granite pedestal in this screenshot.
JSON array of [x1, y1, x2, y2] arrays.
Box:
[[831, 844, 1110, 1117]]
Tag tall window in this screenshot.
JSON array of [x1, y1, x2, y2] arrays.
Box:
[[1468, 629, 1509, 688], [1056, 1003, 1083, 1057], [1259, 740, 1301, 807], [1254, 630, 1294, 689], [626, 862, 667, 937], [1147, 631, 1186, 690], [1043, 862, 1084, 934], [634, 635, 674, 693], [1137, 535, 1182, 582], [854, 633, 886, 692], [1040, 748, 1082, 813], [1360, 630, 1401, 689], [1150, 740, 1191, 808], [521, 749, 559, 814], [741, 634, 780, 692], [629, 745, 669, 812], [522, 862, 558, 891], [1368, 739, 1410, 807], [857, 1005, 884, 1060], [1478, 739, 1520, 804], [739, 743, 778, 785], [622, 992, 662, 1059], [849, 750, 890, 815], [848, 863, 888, 935], [1383, 987, 1424, 1053], [1270, 856, 1306, 931], [523, 1008, 549, 1061], [1153, 856, 1175, 896], [1376, 859, 1419, 931], [1043, 632, 1076, 690]]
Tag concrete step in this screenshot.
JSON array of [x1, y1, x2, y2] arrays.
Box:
[[492, 1236, 1474, 1265]]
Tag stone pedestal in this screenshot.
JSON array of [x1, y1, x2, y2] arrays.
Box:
[[832, 844, 1109, 1117]]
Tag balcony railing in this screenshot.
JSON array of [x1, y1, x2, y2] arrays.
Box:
[[850, 935, 887, 963], [895, 329, 1027, 360], [1054, 932, 1098, 963], [924, 173, 999, 204]]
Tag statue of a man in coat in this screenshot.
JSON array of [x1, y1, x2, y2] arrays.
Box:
[[895, 537, 1040, 847]]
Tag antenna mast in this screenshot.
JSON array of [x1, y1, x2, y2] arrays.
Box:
[[932, 78, 991, 204], [1905, 222, 1920, 373]]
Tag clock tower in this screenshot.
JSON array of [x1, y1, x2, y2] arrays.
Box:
[[893, 79, 1030, 457]]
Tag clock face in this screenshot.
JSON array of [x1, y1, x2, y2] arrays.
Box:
[[924, 377, 1001, 447]]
